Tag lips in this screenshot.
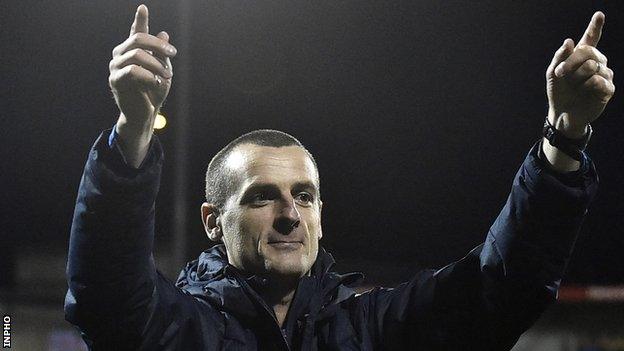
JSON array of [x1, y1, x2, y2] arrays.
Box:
[[267, 240, 303, 250], [267, 240, 303, 244]]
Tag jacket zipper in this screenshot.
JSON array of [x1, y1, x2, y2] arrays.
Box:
[[235, 275, 292, 351]]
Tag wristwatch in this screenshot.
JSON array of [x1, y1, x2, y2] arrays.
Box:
[[542, 117, 592, 161]]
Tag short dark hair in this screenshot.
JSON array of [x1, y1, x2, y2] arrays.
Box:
[[205, 129, 319, 210]]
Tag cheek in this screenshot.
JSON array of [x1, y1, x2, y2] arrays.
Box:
[[315, 210, 323, 238], [242, 208, 273, 226], [233, 208, 274, 244], [220, 212, 244, 254], [304, 210, 323, 240]]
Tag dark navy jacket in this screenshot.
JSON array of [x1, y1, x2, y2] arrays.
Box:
[[65, 130, 598, 350]]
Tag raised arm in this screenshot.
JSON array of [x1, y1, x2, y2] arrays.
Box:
[[357, 11, 611, 349], [63, 5, 195, 349]]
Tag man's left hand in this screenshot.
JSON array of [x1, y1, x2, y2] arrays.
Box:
[[546, 11, 615, 139]]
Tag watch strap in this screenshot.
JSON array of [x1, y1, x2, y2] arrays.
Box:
[[542, 118, 592, 161]]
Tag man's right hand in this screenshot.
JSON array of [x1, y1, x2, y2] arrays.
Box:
[[109, 4, 177, 168]]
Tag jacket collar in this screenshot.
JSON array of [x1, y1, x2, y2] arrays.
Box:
[[175, 244, 364, 323]]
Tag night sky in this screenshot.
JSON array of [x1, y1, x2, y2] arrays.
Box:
[[2, 0, 623, 286]]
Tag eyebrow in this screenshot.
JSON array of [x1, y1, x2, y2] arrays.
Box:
[[292, 181, 319, 195], [240, 181, 319, 200]]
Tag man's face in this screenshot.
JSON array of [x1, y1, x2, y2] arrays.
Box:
[[212, 144, 322, 279]]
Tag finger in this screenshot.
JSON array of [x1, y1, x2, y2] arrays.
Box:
[[113, 32, 177, 58], [110, 64, 162, 91], [547, 39, 574, 77], [155, 31, 173, 77], [554, 45, 607, 78], [157, 30, 170, 43], [577, 11, 605, 48], [567, 59, 613, 85], [110, 48, 172, 79], [130, 4, 149, 36], [581, 74, 615, 104]]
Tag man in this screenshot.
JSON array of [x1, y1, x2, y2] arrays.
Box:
[[64, 4, 614, 350]]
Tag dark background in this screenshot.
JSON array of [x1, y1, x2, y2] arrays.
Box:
[[1, 0, 623, 289]]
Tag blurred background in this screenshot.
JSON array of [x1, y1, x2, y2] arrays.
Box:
[[1, 0, 623, 349]]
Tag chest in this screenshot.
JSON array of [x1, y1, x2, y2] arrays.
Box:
[[217, 307, 372, 351]]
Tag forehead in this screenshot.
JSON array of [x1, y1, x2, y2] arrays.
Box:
[[225, 144, 319, 189]]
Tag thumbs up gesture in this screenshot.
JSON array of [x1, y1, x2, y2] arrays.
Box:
[[546, 12, 615, 139], [108, 5, 177, 167]]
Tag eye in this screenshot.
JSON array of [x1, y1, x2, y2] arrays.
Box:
[[250, 192, 270, 206], [295, 192, 313, 205]]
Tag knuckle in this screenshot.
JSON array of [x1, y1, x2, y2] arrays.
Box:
[[129, 32, 143, 45], [119, 65, 137, 81], [591, 47, 607, 63], [598, 78, 612, 92], [583, 76, 599, 90], [130, 48, 144, 60], [595, 79, 609, 94], [602, 67, 613, 79], [580, 60, 594, 72], [127, 64, 139, 77], [590, 75, 602, 86], [600, 53, 608, 64], [110, 72, 126, 88]]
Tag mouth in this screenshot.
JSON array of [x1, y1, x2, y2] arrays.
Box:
[[267, 240, 303, 250]]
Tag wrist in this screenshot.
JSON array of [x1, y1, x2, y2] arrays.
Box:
[[116, 113, 155, 144], [541, 137, 581, 173], [547, 111, 589, 139], [114, 113, 155, 168]]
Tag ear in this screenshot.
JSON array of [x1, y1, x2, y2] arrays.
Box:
[[201, 202, 223, 242]]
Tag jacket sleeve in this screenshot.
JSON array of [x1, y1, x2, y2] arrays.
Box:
[[359, 139, 599, 350], [64, 130, 217, 350]]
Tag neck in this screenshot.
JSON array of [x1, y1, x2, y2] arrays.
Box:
[[259, 275, 300, 328]]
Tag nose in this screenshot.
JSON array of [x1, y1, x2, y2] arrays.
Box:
[[274, 197, 301, 235]]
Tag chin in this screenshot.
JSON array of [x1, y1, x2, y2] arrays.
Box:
[[264, 254, 311, 278], [258, 242, 318, 278]]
